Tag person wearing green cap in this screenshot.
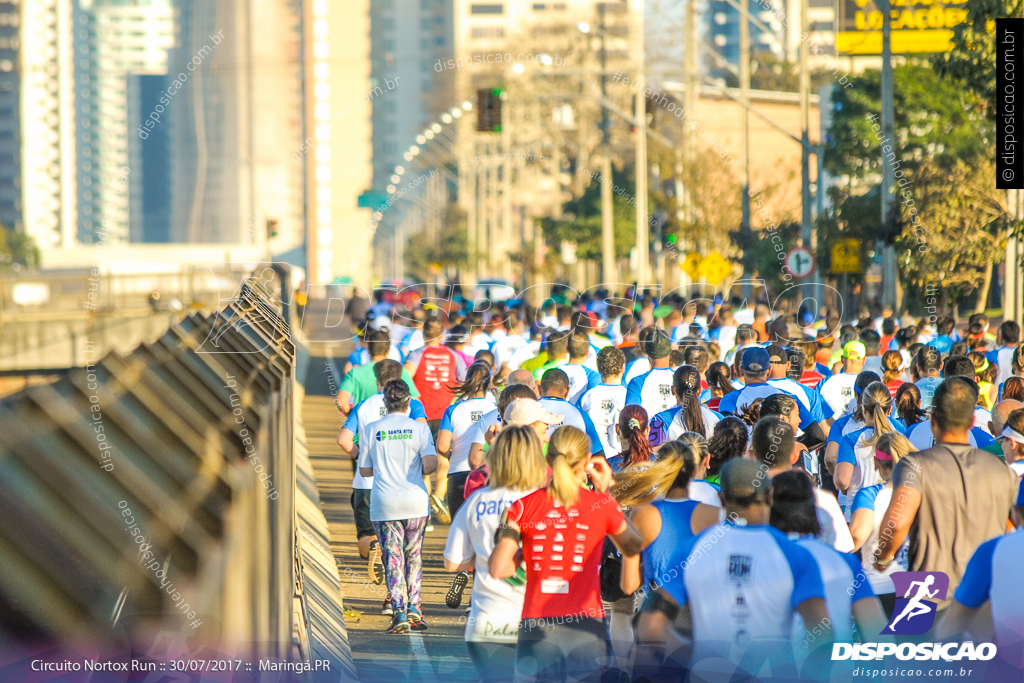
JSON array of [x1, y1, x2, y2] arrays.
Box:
[[815, 341, 866, 418]]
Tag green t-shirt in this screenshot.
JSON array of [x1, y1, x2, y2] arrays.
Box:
[[340, 360, 419, 407], [520, 351, 548, 374], [533, 357, 568, 381]]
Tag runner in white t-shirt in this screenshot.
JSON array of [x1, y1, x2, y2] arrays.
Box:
[[359, 380, 438, 634], [436, 362, 497, 517], [443, 425, 547, 681], [575, 346, 628, 455]]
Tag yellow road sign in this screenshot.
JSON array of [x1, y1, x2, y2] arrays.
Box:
[[831, 239, 862, 274], [681, 252, 702, 279], [698, 251, 733, 285]]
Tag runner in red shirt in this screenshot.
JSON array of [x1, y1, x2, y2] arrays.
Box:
[[404, 318, 467, 509], [489, 425, 642, 683]]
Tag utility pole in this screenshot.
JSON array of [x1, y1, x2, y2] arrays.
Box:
[[740, 0, 751, 300], [880, 0, 897, 310], [740, 0, 751, 229], [683, 0, 697, 223], [799, 0, 811, 256], [1007, 190, 1023, 325], [599, 4, 616, 286], [635, 5, 649, 286]]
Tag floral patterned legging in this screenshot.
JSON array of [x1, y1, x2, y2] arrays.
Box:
[[372, 517, 428, 615]]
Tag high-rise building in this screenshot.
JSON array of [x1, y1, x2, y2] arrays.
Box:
[[302, 0, 374, 287], [21, 0, 77, 250], [706, 0, 834, 74], [0, 0, 18, 233], [74, 0, 175, 245], [370, 0, 454, 191]]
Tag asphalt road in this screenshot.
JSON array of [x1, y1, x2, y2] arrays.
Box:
[[300, 298, 477, 683]]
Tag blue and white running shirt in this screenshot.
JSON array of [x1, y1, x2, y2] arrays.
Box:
[[717, 382, 818, 430], [561, 363, 601, 403], [538, 396, 605, 455], [575, 383, 627, 455], [625, 367, 677, 415], [767, 377, 832, 421], [439, 396, 497, 474], [906, 419, 995, 451], [680, 523, 826, 664], [954, 531, 1024, 668], [835, 423, 907, 517], [815, 373, 859, 418], [343, 394, 427, 489], [650, 404, 722, 442], [622, 357, 651, 385], [849, 484, 907, 594], [791, 536, 873, 659]]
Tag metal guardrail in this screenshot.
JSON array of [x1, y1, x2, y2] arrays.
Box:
[[0, 276, 322, 662]]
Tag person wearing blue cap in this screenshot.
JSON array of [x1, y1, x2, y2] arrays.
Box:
[[717, 347, 824, 434]]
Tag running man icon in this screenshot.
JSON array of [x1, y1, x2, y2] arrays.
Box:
[[883, 572, 950, 635]]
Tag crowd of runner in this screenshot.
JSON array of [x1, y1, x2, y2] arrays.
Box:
[[333, 285, 1024, 682]]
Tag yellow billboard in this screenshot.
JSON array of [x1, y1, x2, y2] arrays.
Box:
[[837, 0, 968, 55]]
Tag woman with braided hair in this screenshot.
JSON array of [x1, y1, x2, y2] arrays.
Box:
[[607, 405, 653, 473], [649, 365, 721, 449]]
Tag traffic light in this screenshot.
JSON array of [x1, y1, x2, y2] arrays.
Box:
[[266, 219, 279, 239], [476, 88, 504, 132]]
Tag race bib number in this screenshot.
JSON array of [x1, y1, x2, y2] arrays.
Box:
[[540, 579, 570, 594]]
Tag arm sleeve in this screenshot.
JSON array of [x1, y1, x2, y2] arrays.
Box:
[[843, 552, 876, 602], [439, 404, 456, 433], [401, 369, 420, 397], [794, 395, 817, 430], [850, 485, 879, 513], [404, 347, 423, 374], [717, 391, 738, 416], [340, 371, 358, 395], [410, 399, 427, 420], [836, 433, 859, 466], [506, 498, 525, 525], [443, 499, 475, 565], [810, 391, 833, 421], [953, 537, 999, 608], [825, 416, 848, 445], [580, 410, 604, 454], [603, 495, 626, 534], [778, 538, 826, 609], [343, 405, 360, 434], [624, 375, 643, 406]]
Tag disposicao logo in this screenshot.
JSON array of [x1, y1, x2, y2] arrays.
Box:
[[882, 571, 948, 635], [831, 571, 996, 663]]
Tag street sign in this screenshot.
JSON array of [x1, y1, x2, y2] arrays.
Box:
[[837, 0, 967, 55], [698, 251, 733, 285], [785, 247, 815, 280], [357, 192, 389, 210], [681, 252, 702, 279], [831, 239, 862, 274]]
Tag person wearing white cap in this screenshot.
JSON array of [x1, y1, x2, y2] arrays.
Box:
[[998, 408, 1024, 476]]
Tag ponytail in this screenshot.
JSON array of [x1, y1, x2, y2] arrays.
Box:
[[546, 426, 590, 507], [894, 382, 925, 426], [613, 441, 697, 508], [616, 405, 652, 468], [674, 365, 706, 438], [859, 382, 894, 448]]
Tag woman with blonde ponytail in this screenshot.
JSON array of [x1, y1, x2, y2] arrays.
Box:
[[834, 382, 902, 520], [615, 441, 721, 677], [847, 432, 915, 617], [488, 425, 642, 683]]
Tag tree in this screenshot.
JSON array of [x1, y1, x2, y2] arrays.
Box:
[[898, 157, 1008, 312], [404, 203, 469, 282], [825, 63, 989, 182], [543, 164, 640, 261], [932, 0, 1024, 119], [0, 225, 39, 270]]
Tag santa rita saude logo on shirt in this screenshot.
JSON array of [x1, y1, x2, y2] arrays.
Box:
[[375, 428, 413, 442]]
